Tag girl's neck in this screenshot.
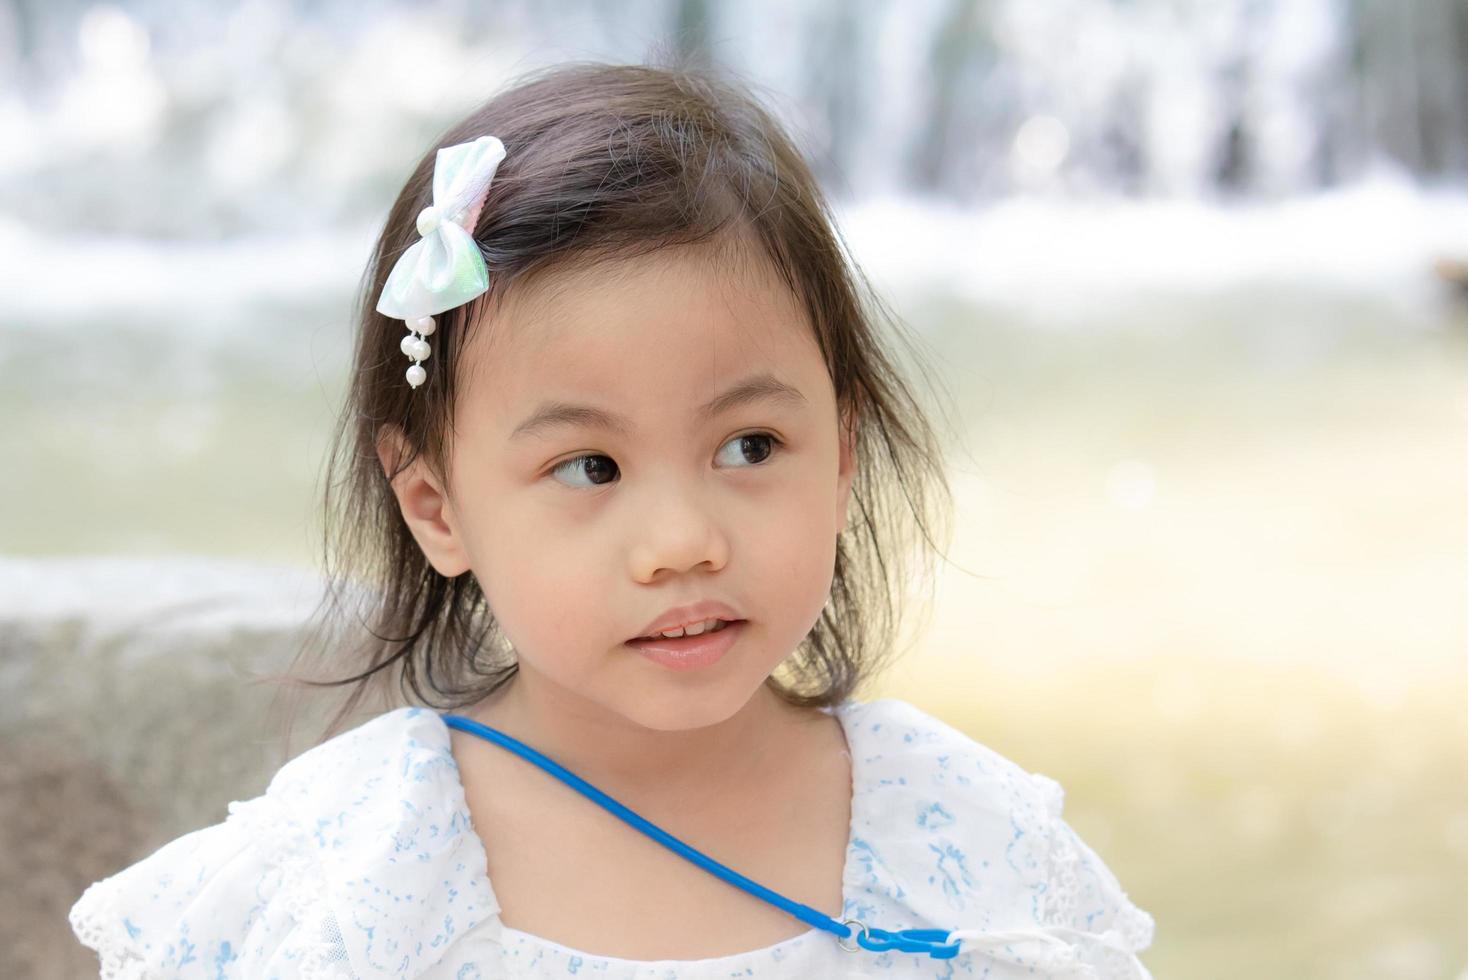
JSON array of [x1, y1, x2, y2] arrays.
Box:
[[461, 677, 810, 811]]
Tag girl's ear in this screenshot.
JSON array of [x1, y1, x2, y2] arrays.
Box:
[[835, 405, 857, 536], [375, 424, 473, 577]]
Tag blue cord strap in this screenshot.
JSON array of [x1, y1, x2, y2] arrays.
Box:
[[440, 713, 962, 959]]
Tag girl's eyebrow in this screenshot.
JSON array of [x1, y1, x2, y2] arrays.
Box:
[[510, 372, 807, 441]]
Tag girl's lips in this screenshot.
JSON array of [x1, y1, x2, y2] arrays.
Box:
[[624, 619, 746, 670]]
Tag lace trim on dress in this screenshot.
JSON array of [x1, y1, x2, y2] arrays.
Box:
[[68, 877, 151, 980], [946, 923, 1148, 979]]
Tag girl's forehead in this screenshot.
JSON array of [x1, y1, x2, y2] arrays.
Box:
[[466, 249, 815, 392]]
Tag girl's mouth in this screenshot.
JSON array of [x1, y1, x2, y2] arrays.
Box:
[[625, 619, 746, 670]]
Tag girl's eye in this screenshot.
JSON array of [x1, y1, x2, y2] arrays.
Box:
[[549, 453, 619, 489], [714, 431, 781, 468], [548, 432, 783, 490]]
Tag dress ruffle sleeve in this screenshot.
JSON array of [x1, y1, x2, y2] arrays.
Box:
[[859, 698, 1157, 980], [69, 706, 504, 980], [945, 772, 1156, 979], [67, 793, 354, 979]]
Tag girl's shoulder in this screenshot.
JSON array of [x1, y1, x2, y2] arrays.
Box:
[[842, 696, 1157, 976], [843, 694, 1069, 814], [68, 705, 502, 980]]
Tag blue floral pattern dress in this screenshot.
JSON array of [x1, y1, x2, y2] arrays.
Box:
[[69, 697, 1156, 978]]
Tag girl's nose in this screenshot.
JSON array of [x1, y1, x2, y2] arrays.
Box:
[[626, 488, 730, 581]]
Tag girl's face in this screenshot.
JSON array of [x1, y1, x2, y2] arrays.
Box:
[[381, 244, 855, 733]]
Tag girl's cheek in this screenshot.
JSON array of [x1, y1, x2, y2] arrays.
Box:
[[752, 489, 839, 576]]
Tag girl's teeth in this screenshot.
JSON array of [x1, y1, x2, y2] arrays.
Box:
[[655, 618, 726, 639]]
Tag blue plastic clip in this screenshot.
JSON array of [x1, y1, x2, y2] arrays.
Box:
[[839, 921, 962, 959]]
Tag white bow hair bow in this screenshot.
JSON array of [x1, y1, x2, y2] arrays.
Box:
[[376, 134, 507, 388]]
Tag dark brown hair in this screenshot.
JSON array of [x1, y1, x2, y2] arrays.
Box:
[[265, 57, 957, 751]]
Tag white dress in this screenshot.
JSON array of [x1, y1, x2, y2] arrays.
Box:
[[69, 696, 1156, 979]]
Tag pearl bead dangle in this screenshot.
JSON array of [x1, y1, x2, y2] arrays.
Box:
[[400, 314, 436, 388]]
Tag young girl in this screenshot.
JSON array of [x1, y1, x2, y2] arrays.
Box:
[[69, 60, 1155, 979]]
